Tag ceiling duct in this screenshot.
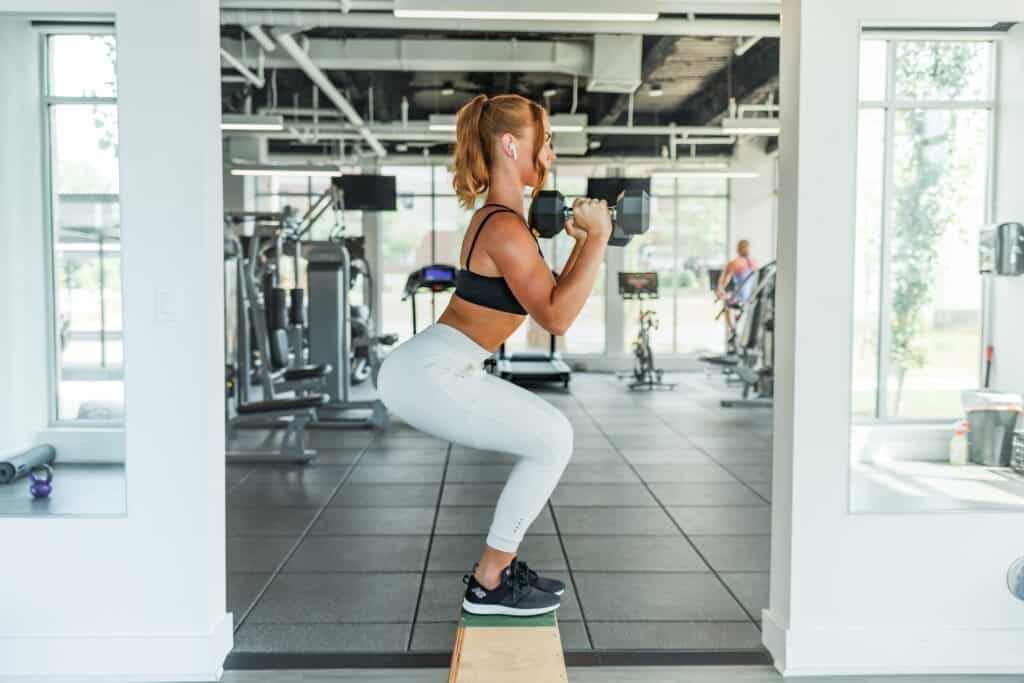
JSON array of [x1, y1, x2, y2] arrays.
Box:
[[220, 37, 591, 75], [586, 35, 642, 93]]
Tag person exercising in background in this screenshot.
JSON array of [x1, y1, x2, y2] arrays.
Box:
[[377, 94, 611, 617], [716, 239, 757, 335]]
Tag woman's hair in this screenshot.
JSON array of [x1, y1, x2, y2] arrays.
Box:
[[451, 94, 548, 208]]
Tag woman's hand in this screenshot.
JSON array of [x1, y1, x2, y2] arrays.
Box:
[[570, 198, 612, 242], [563, 216, 587, 242]]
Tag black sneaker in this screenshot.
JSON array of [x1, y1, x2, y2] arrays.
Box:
[[512, 557, 565, 596], [462, 565, 560, 617]]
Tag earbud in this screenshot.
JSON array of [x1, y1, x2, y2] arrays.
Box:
[[510, 144, 518, 161]]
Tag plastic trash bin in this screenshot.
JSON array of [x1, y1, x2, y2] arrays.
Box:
[[962, 390, 1022, 467]]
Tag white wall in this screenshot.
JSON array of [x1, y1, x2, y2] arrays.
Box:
[[0, 18, 51, 455], [0, 1, 230, 681], [988, 25, 1024, 394], [729, 138, 778, 264], [767, 1, 1024, 676]]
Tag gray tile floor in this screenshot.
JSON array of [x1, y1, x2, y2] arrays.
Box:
[[226, 372, 773, 654]]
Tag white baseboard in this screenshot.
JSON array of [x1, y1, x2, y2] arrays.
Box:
[[762, 610, 1024, 677], [760, 608, 787, 673], [0, 613, 233, 682]]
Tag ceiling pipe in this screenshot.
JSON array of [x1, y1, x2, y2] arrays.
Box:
[[220, 47, 265, 88], [272, 29, 387, 157], [232, 120, 762, 142], [263, 153, 735, 167], [220, 10, 780, 37], [244, 25, 276, 52], [734, 35, 762, 56], [249, 114, 769, 138]]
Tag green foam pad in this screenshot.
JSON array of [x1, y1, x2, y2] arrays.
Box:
[[459, 611, 558, 628]]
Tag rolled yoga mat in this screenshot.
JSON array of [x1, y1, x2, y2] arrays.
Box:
[[0, 445, 56, 485]]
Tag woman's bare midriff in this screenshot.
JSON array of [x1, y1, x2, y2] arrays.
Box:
[[437, 296, 525, 353]]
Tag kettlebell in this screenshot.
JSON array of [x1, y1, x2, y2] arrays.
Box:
[[29, 464, 53, 499]]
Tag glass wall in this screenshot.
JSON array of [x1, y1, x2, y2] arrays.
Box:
[[622, 173, 729, 355], [853, 39, 993, 419], [256, 163, 732, 357], [45, 33, 124, 421]]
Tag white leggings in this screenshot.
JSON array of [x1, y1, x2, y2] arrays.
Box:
[[377, 323, 574, 552]]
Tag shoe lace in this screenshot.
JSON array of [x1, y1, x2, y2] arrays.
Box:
[[511, 559, 538, 589]]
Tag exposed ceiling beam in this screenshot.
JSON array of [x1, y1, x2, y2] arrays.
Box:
[[220, 47, 264, 89], [597, 36, 678, 126], [673, 38, 779, 126], [272, 30, 387, 157]]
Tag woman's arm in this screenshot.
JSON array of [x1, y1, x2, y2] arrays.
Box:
[[489, 203, 611, 336], [716, 260, 735, 298], [557, 234, 588, 280]]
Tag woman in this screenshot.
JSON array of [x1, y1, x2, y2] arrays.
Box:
[[377, 94, 611, 617], [716, 239, 757, 335]]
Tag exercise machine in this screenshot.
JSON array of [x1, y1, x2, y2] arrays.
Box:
[[299, 175, 396, 428], [494, 331, 572, 390], [402, 264, 458, 334], [224, 227, 329, 462], [617, 272, 676, 391], [719, 261, 776, 408]]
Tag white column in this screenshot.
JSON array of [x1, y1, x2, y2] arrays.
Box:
[[767, 0, 1024, 676], [0, 1, 231, 680]]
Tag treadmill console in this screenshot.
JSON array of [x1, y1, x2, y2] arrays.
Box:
[[402, 264, 458, 300]]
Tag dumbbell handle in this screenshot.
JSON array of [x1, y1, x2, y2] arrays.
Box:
[[563, 205, 618, 226]]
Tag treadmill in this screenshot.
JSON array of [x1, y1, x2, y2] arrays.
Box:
[[402, 264, 458, 334], [495, 332, 572, 390]]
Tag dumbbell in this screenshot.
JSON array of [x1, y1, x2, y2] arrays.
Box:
[[528, 189, 650, 246]]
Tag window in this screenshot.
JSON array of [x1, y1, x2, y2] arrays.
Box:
[[553, 165, 606, 354], [44, 33, 123, 422], [622, 172, 729, 354], [853, 39, 994, 419]]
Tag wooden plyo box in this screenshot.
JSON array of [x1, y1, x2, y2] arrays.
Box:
[[448, 611, 569, 683]]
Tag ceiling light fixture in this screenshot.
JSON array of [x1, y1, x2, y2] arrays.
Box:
[[228, 163, 344, 177], [720, 117, 780, 136], [222, 114, 285, 132], [440, 81, 456, 96], [550, 113, 587, 134], [394, 0, 657, 22], [428, 114, 456, 132], [654, 168, 760, 179]]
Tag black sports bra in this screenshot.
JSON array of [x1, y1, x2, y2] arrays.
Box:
[[454, 204, 542, 315]]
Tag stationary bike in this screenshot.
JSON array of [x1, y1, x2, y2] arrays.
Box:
[[617, 272, 676, 391]]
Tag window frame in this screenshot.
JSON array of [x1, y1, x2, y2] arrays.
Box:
[[39, 26, 123, 427], [856, 36, 998, 423]]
